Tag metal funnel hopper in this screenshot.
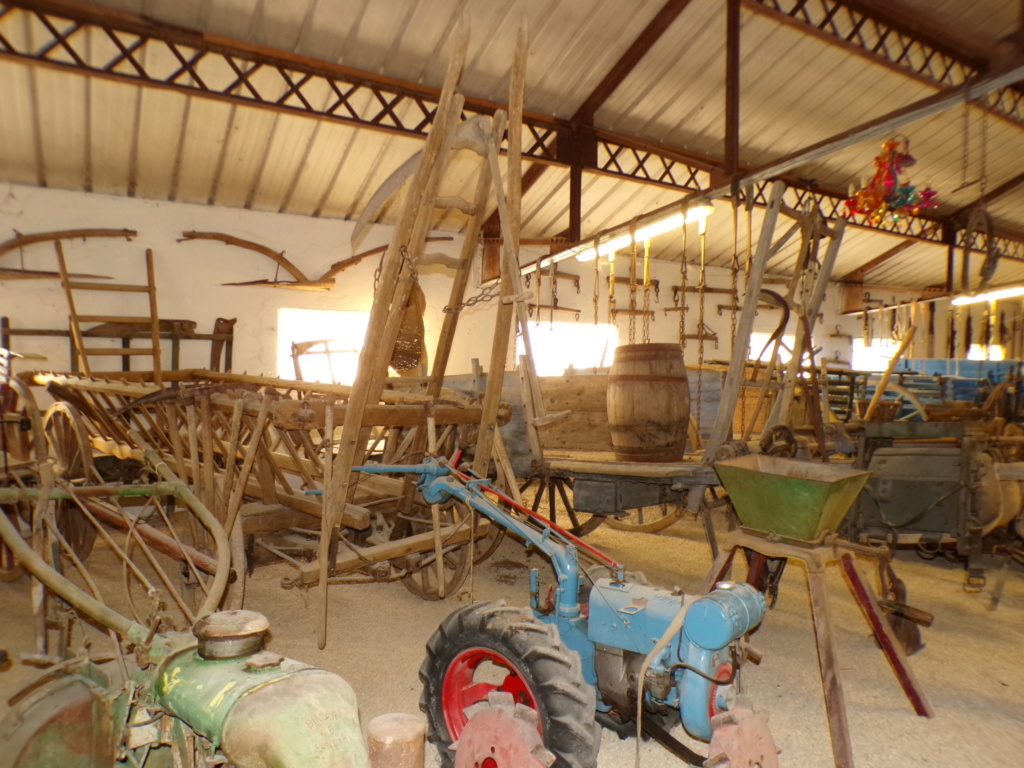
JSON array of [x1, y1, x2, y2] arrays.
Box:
[[714, 455, 869, 541]]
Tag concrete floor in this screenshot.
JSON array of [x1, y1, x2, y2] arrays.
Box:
[[2, 510, 1022, 767]]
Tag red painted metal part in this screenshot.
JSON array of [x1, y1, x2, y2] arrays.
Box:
[[707, 706, 780, 768], [453, 695, 553, 768], [448, 462, 622, 570], [708, 662, 735, 720], [441, 647, 540, 740], [839, 553, 934, 717]]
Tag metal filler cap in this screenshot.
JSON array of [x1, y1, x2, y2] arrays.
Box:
[[192, 610, 270, 660]]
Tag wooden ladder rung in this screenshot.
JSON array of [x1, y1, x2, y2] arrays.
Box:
[[66, 281, 151, 293], [79, 315, 156, 324], [81, 347, 156, 356]]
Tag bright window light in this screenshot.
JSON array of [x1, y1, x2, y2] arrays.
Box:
[[749, 332, 794, 364], [851, 337, 901, 372], [968, 344, 1006, 361], [516, 322, 619, 376], [277, 308, 370, 384]]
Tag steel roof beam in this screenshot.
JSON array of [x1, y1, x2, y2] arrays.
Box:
[[950, 170, 1024, 219], [744, 0, 1024, 130], [1, 0, 1019, 250]]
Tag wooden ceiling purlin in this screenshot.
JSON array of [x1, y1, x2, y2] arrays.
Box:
[[744, 0, 1024, 131]]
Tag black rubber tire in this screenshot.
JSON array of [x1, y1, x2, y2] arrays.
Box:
[[420, 601, 601, 768]]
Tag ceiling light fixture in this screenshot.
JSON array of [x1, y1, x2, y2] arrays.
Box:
[[573, 203, 715, 263], [951, 285, 1024, 306], [523, 199, 715, 274]]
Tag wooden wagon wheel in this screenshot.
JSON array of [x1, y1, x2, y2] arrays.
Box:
[[518, 475, 605, 536], [606, 501, 683, 533], [1, 376, 47, 581], [885, 382, 929, 422], [43, 403, 98, 560], [394, 500, 472, 600], [0, 498, 29, 581]]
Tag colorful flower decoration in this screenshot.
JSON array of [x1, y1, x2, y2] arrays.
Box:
[[845, 138, 939, 224]]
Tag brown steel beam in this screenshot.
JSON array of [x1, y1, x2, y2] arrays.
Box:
[[733, 56, 1024, 190], [724, 0, 742, 183], [951, 170, 1024, 217], [744, 0, 1024, 132], [3, 0, 1022, 251], [573, 0, 696, 123], [838, 239, 916, 282], [490, 0, 695, 238]]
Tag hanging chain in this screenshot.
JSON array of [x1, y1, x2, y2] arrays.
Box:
[[730, 200, 740, 347], [608, 238, 617, 323], [593, 237, 600, 325], [679, 221, 688, 349], [642, 239, 652, 344], [374, 244, 418, 293], [443, 282, 498, 313], [628, 220, 638, 345], [534, 258, 542, 326], [696, 220, 708, 431], [549, 259, 557, 328]]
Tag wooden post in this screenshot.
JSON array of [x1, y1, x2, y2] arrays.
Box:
[[862, 326, 916, 421], [807, 568, 856, 768]]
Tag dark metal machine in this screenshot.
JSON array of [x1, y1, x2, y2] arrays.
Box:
[[846, 421, 1024, 589]]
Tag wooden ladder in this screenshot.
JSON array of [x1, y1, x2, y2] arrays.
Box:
[[313, 21, 538, 646], [55, 244, 163, 385]]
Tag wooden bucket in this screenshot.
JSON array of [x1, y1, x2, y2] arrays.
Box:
[[606, 343, 690, 462]]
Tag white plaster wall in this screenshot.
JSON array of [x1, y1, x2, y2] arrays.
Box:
[[0, 182, 502, 379], [0, 182, 850, 381]]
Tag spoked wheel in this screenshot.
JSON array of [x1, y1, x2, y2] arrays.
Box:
[[606, 502, 683, 533], [471, 516, 505, 565], [395, 500, 472, 600], [43, 403, 97, 560], [420, 601, 600, 768], [518, 475, 604, 537]]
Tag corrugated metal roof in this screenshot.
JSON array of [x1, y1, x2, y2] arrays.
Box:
[[2, 0, 1024, 295]]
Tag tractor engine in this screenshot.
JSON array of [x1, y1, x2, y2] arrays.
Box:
[[587, 578, 766, 741]]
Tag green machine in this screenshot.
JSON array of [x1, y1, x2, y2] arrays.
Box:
[[0, 461, 370, 768]]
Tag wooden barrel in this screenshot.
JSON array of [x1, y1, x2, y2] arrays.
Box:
[[607, 343, 690, 462]]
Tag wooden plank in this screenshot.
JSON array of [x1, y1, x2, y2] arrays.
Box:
[[807, 569, 857, 768], [538, 374, 609, 413], [319, 26, 468, 647], [268, 398, 490, 429], [69, 283, 149, 293], [146, 248, 163, 383]]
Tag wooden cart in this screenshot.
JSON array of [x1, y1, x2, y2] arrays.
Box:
[[32, 370, 501, 604]]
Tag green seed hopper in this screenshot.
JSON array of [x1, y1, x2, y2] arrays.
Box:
[[714, 454, 870, 541]]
